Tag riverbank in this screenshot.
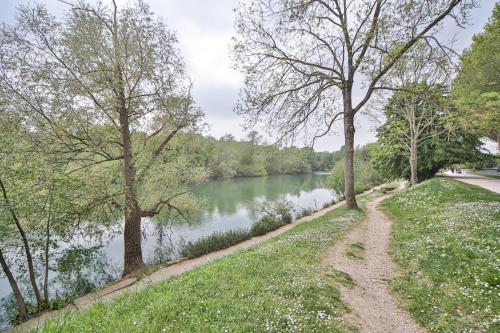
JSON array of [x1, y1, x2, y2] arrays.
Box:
[[14, 177, 497, 332], [9, 189, 380, 332], [0, 172, 337, 330], [382, 178, 499, 332]]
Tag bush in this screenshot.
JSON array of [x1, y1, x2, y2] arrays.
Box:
[[212, 160, 238, 179], [354, 183, 372, 194], [256, 198, 293, 223], [326, 144, 384, 194], [237, 163, 267, 177], [295, 207, 314, 219], [180, 229, 250, 258], [322, 198, 337, 209], [249, 216, 287, 237], [249, 198, 294, 236], [180, 199, 294, 259]]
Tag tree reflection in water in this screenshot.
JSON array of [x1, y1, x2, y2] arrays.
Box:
[[0, 246, 118, 329]]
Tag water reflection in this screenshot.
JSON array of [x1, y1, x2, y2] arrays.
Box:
[[0, 173, 334, 329], [0, 246, 118, 330], [196, 173, 327, 217]]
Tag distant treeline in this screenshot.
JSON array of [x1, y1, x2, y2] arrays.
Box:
[[175, 132, 340, 180]]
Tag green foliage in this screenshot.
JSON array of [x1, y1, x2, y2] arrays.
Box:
[[382, 178, 499, 332], [180, 229, 251, 259], [249, 216, 286, 237], [255, 198, 294, 222], [374, 122, 488, 180], [180, 132, 338, 180], [237, 162, 268, 177], [181, 197, 295, 258], [181, 198, 295, 257], [453, 4, 500, 143], [322, 199, 337, 209], [295, 207, 315, 220], [250, 199, 294, 236], [38, 195, 372, 332], [326, 144, 384, 193], [373, 85, 488, 181]]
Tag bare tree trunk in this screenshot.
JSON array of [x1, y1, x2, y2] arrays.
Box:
[[0, 249, 28, 322], [497, 133, 499, 155], [110, 1, 144, 277], [409, 140, 418, 186], [0, 178, 43, 307], [43, 220, 50, 305], [118, 85, 143, 276], [120, 111, 144, 277], [343, 87, 358, 209], [43, 184, 53, 305]]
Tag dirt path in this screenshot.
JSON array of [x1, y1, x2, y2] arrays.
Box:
[[322, 194, 426, 333]]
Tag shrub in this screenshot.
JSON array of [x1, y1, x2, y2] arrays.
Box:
[[326, 143, 384, 194], [256, 198, 293, 222], [354, 183, 372, 194], [295, 207, 314, 220], [249, 216, 288, 237], [180, 229, 250, 258], [181, 199, 295, 259], [249, 198, 294, 236], [237, 163, 267, 177], [322, 198, 337, 209]]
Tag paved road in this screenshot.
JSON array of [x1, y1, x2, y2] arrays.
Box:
[[445, 170, 500, 194], [475, 169, 500, 177]]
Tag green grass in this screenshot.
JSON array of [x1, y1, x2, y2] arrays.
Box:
[[346, 242, 364, 260], [381, 178, 500, 333], [38, 195, 377, 332], [325, 270, 354, 288]]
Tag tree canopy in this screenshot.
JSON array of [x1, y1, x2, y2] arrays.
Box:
[[0, 0, 205, 276], [233, 0, 474, 208], [453, 3, 500, 149], [373, 88, 487, 181]]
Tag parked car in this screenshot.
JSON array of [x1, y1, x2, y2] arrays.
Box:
[[457, 169, 462, 174]]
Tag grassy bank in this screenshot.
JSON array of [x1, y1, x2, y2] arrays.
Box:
[[382, 178, 500, 333], [37, 195, 376, 332]]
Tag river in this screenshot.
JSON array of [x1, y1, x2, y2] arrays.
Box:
[[0, 172, 336, 329]]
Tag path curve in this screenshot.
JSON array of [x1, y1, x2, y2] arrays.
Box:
[[322, 194, 426, 333], [445, 170, 500, 194]]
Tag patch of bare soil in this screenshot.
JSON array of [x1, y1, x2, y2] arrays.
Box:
[[322, 195, 426, 333]]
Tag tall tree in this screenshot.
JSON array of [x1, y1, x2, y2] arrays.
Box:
[[373, 114, 485, 181], [0, 109, 43, 308], [233, 0, 474, 208], [0, 1, 204, 276], [379, 84, 449, 185], [0, 105, 92, 317], [453, 3, 500, 151]]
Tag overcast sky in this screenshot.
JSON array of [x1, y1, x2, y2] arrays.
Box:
[[0, 0, 496, 152]]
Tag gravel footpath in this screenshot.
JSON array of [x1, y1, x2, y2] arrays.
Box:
[[322, 193, 426, 333]]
